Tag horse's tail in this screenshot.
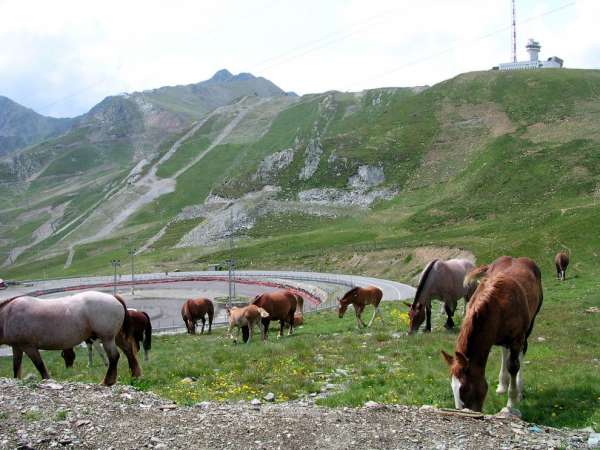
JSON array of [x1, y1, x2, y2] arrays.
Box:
[[114, 294, 131, 336], [295, 294, 304, 315], [141, 311, 152, 352], [413, 259, 438, 306], [464, 264, 490, 287]]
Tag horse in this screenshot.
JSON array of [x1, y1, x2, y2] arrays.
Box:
[[441, 256, 543, 413], [554, 251, 569, 281], [226, 305, 269, 344], [61, 308, 152, 367], [293, 293, 305, 326], [181, 298, 214, 334], [252, 290, 297, 339], [404, 258, 477, 334], [0, 291, 141, 386], [338, 285, 384, 328]]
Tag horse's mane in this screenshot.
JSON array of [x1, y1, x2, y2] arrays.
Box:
[[340, 287, 359, 304], [456, 274, 511, 354], [412, 259, 438, 306], [252, 294, 264, 305]]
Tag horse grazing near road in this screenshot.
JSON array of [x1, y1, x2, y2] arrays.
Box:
[[338, 285, 384, 328], [62, 308, 152, 367], [252, 290, 297, 339], [441, 256, 543, 413], [0, 291, 141, 386], [181, 298, 214, 334], [226, 305, 269, 344], [405, 258, 477, 334], [554, 251, 570, 281]]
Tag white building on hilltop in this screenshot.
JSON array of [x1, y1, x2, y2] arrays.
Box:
[[494, 39, 564, 71]]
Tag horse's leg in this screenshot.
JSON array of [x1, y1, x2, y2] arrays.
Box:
[[200, 316, 205, 335], [288, 310, 294, 336], [208, 313, 213, 334], [376, 304, 385, 324], [443, 300, 456, 330], [516, 351, 524, 401], [95, 340, 109, 367], [116, 332, 142, 378], [424, 304, 432, 332], [262, 318, 270, 341], [278, 320, 284, 338], [259, 320, 266, 341], [87, 341, 94, 367], [23, 347, 49, 380], [191, 320, 196, 335], [496, 346, 510, 394], [367, 305, 378, 327], [506, 347, 522, 409], [247, 323, 253, 344], [101, 339, 120, 386], [12, 347, 23, 379]]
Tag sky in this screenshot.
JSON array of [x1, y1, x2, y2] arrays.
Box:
[[1, 0, 598, 118]]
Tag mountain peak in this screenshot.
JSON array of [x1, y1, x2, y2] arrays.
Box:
[[209, 69, 234, 82]]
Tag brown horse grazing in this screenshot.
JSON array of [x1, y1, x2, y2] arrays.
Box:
[[0, 291, 141, 386], [226, 305, 269, 344], [62, 308, 152, 367], [338, 286, 384, 328], [441, 256, 543, 413], [404, 259, 477, 334], [252, 290, 297, 339], [181, 298, 214, 334], [555, 251, 570, 281]]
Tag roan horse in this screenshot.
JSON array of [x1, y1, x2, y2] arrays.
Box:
[[338, 286, 384, 328], [252, 290, 297, 339], [0, 291, 141, 386], [226, 305, 270, 343], [181, 298, 214, 334], [405, 259, 477, 334], [62, 308, 152, 367], [554, 251, 570, 281], [441, 256, 543, 413]]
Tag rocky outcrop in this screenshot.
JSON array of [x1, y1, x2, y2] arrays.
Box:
[[348, 165, 385, 189], [253, 149, 295, 182], [299, 138, 323, 180], [298, 188, 396, 208]]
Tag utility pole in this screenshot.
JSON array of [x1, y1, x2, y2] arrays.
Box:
[[226, 208, 236, 307], [512, 0, 517, 62], [128, 247, 137, 295], [111, 259, 121, 295]]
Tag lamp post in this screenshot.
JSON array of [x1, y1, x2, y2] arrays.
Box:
[[128, 248, 137, 295], [111, 259, 121, 295]]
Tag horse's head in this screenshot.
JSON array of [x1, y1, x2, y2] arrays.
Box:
[[441, 350, 487, 412], [338, 288, 358, 318], [404, 301, 425, 335]]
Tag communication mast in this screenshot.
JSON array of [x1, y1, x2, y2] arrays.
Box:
[[512, 0, 517, 62]]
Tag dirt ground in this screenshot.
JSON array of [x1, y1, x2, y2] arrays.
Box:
[[0, 379, 589, 449]]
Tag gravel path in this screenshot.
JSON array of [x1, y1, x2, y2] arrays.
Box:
[[0, 379, 589, 449]]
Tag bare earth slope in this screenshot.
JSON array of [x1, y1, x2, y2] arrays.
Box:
[[0, 379, 588, 449]]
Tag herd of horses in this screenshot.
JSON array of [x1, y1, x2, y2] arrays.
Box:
[[0, 250, 569, 414]]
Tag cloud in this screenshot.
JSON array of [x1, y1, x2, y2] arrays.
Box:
[[0, 0, 595, 117]]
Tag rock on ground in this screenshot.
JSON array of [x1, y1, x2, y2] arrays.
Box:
[[0, 378, 588, 449]]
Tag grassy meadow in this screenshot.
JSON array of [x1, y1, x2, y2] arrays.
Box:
[[1, 290, 599, 429]]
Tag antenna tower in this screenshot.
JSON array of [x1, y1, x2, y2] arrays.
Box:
[[512, 0, 517, 62]]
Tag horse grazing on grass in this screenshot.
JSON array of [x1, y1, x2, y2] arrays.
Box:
[[293, 293, 305, 326], [404, 258, 477, 334], [252, 290, 297, 339], [0, 291, 141, 386], [554, 251, 570, 281], [62, 308, 152, 367], [441, 256, 543, 413], [226, 305, 269, 344], [181, 298, 214, 334], [338, 286, 384, 328]]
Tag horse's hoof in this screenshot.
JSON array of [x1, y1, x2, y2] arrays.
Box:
[[496, 385, 507, 394], [423, 329, 431, 334]]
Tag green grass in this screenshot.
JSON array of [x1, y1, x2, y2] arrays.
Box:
[[2, 297, 598, 429]]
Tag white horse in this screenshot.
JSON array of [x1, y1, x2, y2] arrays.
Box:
[[0, 291, 140, 386]]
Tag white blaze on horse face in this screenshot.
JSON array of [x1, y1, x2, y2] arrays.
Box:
[[451, 375, 464, 409]]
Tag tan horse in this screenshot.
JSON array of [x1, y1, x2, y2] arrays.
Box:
[[252, 290, 297, 339], [226, 305, 269, 344], [554, 251, 569, 281], [405, 258, 477, 334], [338, 285, 384, 328], [0, 291, 140, 386], [442, 256, 543, 413], [181, 298, 214, 334]]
